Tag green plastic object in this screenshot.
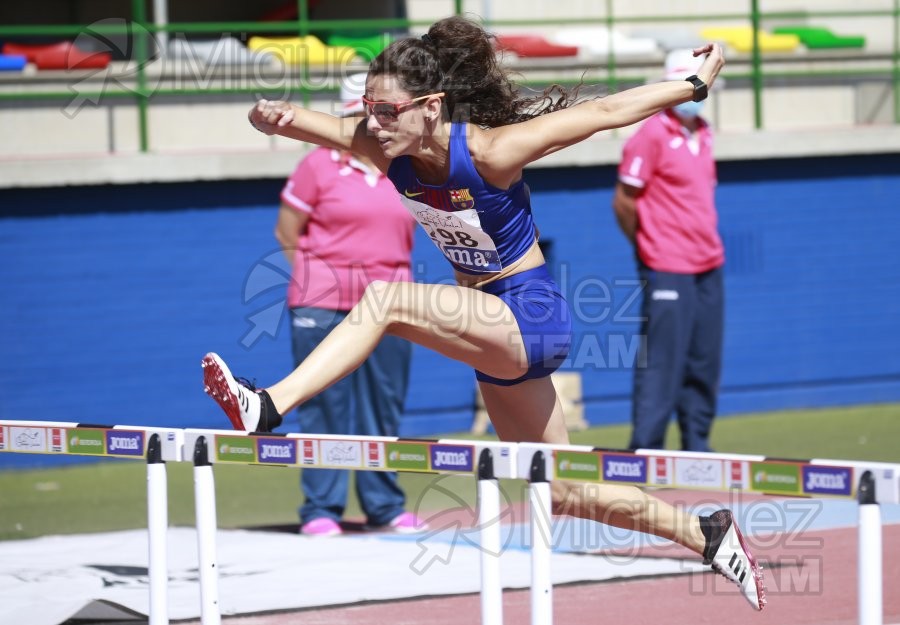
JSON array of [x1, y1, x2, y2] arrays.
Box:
[[772, 26, 866, 49], [327, 33, 392, 61]]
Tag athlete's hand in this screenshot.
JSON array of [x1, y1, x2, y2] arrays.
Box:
[[247, 99, 295, 135], [693, 43, 725, 91]]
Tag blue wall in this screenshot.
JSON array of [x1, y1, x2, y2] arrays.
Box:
[[2, 153, 899, 467]]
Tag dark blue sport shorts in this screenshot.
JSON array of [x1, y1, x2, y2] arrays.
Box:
[[475, 264, 572, 386]]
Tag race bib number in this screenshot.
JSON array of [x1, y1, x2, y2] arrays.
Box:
[[401, 198, 501, 273]]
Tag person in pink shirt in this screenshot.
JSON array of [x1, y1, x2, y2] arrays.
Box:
[[275, 74, 424, 536], [613, 49, 725, 452]]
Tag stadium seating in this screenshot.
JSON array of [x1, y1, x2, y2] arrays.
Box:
[[551, 27, 659, 58], [630, 28, 706, 52], [247, 35, 357, 65], [772, 26, 866, 50], [494, 35, 579, 58], [167, 36, 272, 66], [2, 41, 111, 70], [327, 33, 392, 61], [0, 54, 27, 72], [701, 26, 801, 54]]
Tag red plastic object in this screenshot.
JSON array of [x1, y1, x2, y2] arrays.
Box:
[[495, 35, 579, 58], [2, 41, 111, 70]]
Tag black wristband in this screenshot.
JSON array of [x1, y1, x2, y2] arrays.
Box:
[[685, 75, 709, 102]]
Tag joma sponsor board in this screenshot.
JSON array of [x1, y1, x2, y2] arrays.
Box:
[[68, 429, 106, 455], [321, 440, 362, 468], [430, 444, 474, 472], [555, 451, 600, 481], [256, 438, 297, 464], [385, 443, 429, 471], [802, 465, 853, 497], [751, 462, 801, 495], [106, 431, 145, 456], [216, 436, 257, 463], [602, 454, 647, 484], [674, 458, 724, 489]]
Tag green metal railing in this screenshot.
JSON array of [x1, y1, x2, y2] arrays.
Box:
[[0, 0, 897, 153]]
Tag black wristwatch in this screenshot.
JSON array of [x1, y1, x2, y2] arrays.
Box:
[[685, 75, 709, 102]]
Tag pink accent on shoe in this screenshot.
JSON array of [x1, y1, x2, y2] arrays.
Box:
[[201, 353, 245, 431], [388, 512, 428, 534], [300, 517, 343, 537]]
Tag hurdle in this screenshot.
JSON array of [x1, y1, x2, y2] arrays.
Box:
[[181, 428, 518, 625], [518, 443, 899, 625], [0, 419, 183, 625], [2, 419, 898, 625]]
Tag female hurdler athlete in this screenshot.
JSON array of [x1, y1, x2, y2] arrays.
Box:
[[202, 16, 765, 610]]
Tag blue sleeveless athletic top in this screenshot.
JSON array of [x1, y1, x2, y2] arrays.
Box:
[[387, 122, 537, 275]]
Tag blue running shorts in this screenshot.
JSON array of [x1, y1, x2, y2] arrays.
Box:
[[474, 264, 572, 386]]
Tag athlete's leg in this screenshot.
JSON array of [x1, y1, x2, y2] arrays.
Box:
[[481, 376, 705, 554], [266, 280, 529, 414]]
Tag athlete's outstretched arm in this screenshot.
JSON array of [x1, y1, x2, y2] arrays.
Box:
[[247, 99, 387, 168], [482, 44, 724, 175]]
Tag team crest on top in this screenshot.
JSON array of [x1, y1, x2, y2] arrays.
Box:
[[448, 188, 475, 210]]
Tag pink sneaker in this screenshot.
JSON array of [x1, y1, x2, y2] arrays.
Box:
[[388, 512, 428, 534], [300, 517, 342, 537]]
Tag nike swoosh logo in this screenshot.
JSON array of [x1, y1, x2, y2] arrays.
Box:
[[404, 189, 424, 198]]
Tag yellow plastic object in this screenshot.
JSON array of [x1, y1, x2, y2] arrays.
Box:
[[701, 26, 801, 53], [247, 35, 358, 65]]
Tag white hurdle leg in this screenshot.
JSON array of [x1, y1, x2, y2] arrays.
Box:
[[858, 471, 883, 625], [477, 449, 503, 625], [193, 436, 221, 625], [528, 451, 553, 625], [146, 433, 169, 625]]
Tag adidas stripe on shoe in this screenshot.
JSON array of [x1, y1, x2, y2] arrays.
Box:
[[202, 352, 268, 431], [703, 509, 766, 611]]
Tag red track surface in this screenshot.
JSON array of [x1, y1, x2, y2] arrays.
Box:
[[179, 494, 899, 625]]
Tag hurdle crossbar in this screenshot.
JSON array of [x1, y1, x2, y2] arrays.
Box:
[[3, 419, 898, 625], [517, 442, 899, 625], [182, 428, 518, 625], [0, 419, 183, 625]]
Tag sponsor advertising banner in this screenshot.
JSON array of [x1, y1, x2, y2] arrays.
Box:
[[67, 429, 106, 455], [555, 451, 600, 481], [602, 454, 647, 484], [385, 442, 430, 471], [9, 426, 47, 453], [300, 439, 318, 466], [649, 456, 672, 486], [215, 436, 257, 463], [49, 428, 65, 453], [727, 461, 749, 490], [802, 465, 853, 497], [106, 430, 145, 457], [430, 444, 474, 472], [364, 441, 384, 469], [256, 438, 297, 465], [0, 425, 5, 451], [320, 440, 362, 468], [751, 462, 801, 495], [674, 458, 724, 489]]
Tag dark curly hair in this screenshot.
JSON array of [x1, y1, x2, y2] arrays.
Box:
[[368, 15, 584, 127]]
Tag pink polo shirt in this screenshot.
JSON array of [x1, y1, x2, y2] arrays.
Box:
[[280, 147, 415, 311], [618, 110, 724, 274]]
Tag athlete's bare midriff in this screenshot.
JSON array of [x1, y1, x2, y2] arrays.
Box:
[[455, 239, 546, 289]]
